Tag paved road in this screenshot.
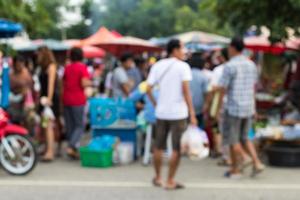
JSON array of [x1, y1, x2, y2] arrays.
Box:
[[1, 158, 300, 200]]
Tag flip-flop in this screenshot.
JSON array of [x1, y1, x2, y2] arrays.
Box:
[[40, 157, 54, 163], [165, 183, 185, 190], [224, 171, 242, 180], [152, 178, 163, 187], [66, 148, 80, 160], [217, 159, 231, 167], [251, 165, 265, 177], [66, 152, 80, 160]]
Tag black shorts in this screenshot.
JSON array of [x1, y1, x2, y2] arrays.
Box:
[[155, 119, 187, 152]]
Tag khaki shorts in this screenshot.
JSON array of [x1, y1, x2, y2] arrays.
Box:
[[223, 111, 252, 145], [155, 119, 187, 152]]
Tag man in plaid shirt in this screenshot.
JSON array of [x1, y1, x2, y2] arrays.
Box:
[[219, 37, 265, 179]]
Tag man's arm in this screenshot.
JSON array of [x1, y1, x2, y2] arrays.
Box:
[[215, 86, 226, 120], [81, 78, 92, 88], [121, 83, 131, 97], [182, 81, 197, 126], [214, 64, 231, 119], [146, 84, 156, 107]]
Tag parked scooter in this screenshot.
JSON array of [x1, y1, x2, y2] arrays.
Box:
[[0, 108, 37, 175]]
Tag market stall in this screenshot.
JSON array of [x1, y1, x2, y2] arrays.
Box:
[[250, 42, 300, 167], [79, 97, 137, 168], [0, 19, 23, 108], [12, 39, 70, 65], [64, 39, 106, 59], [95, 36, 163, 57], [244, 35, 298, 55], [80, 26, 119, 47], [150, 31, 229, 52]]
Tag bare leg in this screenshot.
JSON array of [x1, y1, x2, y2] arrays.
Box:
[[43, 121, 55, 160], [243, 140, 262, 168], [214, 133, 222, 154], [153, 148, 163, 183], [230, 143, 244, 173], [220, 145, 232, 165], [240, 145, 251, 161], [167, 150, 181, 186]]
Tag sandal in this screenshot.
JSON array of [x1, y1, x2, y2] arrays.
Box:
[[66, 148, 80, 160], [224, 171, 242, 180], [217, 159, 232, 167], [165, 182, 185, 190], [40, 156, 54, 163], [152, 178, 163, 187], [251, 164, 265, 177]]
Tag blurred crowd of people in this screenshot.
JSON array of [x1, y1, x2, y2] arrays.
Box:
[[3, 36, 266, 184]]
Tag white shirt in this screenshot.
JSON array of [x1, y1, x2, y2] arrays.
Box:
[[147, 57, 192, 120], [211, 64, 225, 87], [202, 69, 213, 82]]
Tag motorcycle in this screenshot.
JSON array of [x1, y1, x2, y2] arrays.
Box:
[[0, 108, 37, 175]]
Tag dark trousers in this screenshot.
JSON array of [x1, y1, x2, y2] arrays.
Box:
[[64, 105, 85, 150]]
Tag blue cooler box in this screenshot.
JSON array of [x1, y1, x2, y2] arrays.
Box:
[[89, 98, 137, 158]]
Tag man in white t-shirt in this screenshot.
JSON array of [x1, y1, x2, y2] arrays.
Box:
[[147, 39, 197, 190]]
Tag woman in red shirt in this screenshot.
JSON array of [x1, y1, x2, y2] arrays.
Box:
[[63, 47, 91, 159]]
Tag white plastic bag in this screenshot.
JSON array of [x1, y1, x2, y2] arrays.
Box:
[[181, 125, 209, 160], [43, 106, 55, 120], [115, 142, 134, 164]]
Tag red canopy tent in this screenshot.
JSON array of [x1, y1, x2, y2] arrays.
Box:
[[80, 27, 118, 46], [111, 30, 123, 38], [245, 35, 298, 55], [64, 39, 106, 59], [95, 36, 163, 57], [81, 46, 105, 59], [75, 26, 162, 57]]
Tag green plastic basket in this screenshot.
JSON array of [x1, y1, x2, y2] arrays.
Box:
[[79, 146, 113, 168]]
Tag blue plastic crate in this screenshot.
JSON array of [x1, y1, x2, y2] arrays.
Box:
[[89, 98, 136, 127], [92, 127, 137, 158]]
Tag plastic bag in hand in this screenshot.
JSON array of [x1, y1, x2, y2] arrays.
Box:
[[181, 125, 209, 160], [43, 106, 55, 120]]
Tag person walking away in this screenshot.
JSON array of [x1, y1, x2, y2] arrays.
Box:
[[63, 47, 91, 159], [218, 37, 265, 178], [210, 49, 230, 161], [37, 46, 61, 162], [147, 39, 197, 190], [112, 52, 135, 98], [188, 53, 209, 128]]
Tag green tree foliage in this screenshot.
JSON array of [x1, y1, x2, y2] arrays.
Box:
[[93, 0, 177, 39], [0, 0, 67, 39], [66, 0, 93, 39], [2, 0, 300, 41], [213, 0, 300, 41], [175, 3, 231, 36], [90, 0, 230, 39]]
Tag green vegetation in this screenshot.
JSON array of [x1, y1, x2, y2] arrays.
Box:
[[213, 0, 300, 42], [1, 0, 299, 40], [0, 0, 67, 39]]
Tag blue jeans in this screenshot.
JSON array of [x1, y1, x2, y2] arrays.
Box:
[[64, 105, 85, 150]]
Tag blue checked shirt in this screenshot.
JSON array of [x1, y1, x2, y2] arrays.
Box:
[[219, 55, 258, 118]]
